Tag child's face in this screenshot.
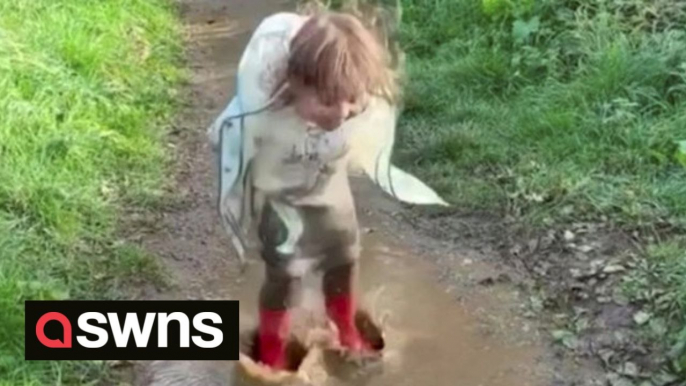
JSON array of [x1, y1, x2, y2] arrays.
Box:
[[291, 83, 368, 131]]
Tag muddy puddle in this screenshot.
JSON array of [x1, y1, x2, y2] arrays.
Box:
[[223, 231, 546, 386], [141, 230, 547, 386]]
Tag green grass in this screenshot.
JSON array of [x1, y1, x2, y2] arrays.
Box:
[[314, 0, 686, 362], [394, 0, 686, 374], [397, 0, 686, 229], [0, 0, 182, 383], [623, 238, 686, 373]]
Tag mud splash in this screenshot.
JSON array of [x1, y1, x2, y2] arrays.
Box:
[[224, 229, 546, 386], [140, 205, 549, 386]]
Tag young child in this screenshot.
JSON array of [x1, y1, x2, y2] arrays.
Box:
[[207, 9, 447, 371]]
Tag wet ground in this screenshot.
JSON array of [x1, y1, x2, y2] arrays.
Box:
[[221, 206, 548, 386], [126, 0, 602, 385], [137, 192, 552, 385]]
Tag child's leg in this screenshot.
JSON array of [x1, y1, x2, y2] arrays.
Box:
[[256, 202, 302, 369], [258, 265, 300, 369], [298, 204, 369, 352], [323, 262, 370, 351]]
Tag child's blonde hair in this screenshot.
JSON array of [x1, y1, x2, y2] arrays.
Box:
[[280, 11, 399, 106]]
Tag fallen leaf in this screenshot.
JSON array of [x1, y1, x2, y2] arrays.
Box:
[[530, 296, 544, 312], [527, 192, 545, 202], [509, 244, 523, 256], [620, 362, 639, 378], [575, 317, 590, 332], [603, 264, 626, 274], [578, 244, 594, 253], [107, 360, 132, 368], [570, 268, 583, 279], [613, 293, 631, 306], [598, 349, 616, 366], [633, 311, 651, 326], [552, 329, 578, 349], [527, 238, 539, 252], [652, 371, 679, 386], [560, 205, 575, 216], [649, 318, 668, 336], [607, 372, 635, 386], [552, 329, 572, 341]]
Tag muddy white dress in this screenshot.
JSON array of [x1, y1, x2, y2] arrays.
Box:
[[207, 12, 447, 267]]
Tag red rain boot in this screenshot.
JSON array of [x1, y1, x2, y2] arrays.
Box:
[[325, 294, 371, 352], [258, 309, 289, 370]]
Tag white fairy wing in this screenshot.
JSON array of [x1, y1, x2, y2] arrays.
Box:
[[207, 12, 304, 147], [346, 97, 449, 207], [215, 98, 242, 190], [217, 120, 248, 258], [208, 13, 307, 261]]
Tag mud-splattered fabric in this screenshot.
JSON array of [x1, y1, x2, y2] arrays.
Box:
[[258, 199, 360, 277]]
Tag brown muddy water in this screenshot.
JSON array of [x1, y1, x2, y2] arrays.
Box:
[[141, 229, 546, 386], [225, 232, 545, 386]]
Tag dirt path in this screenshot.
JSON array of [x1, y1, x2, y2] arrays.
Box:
[[126, 0, 600, 385]]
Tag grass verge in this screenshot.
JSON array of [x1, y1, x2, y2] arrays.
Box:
[[0, 0, 183, 383], [395, 0, 686, 379]]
